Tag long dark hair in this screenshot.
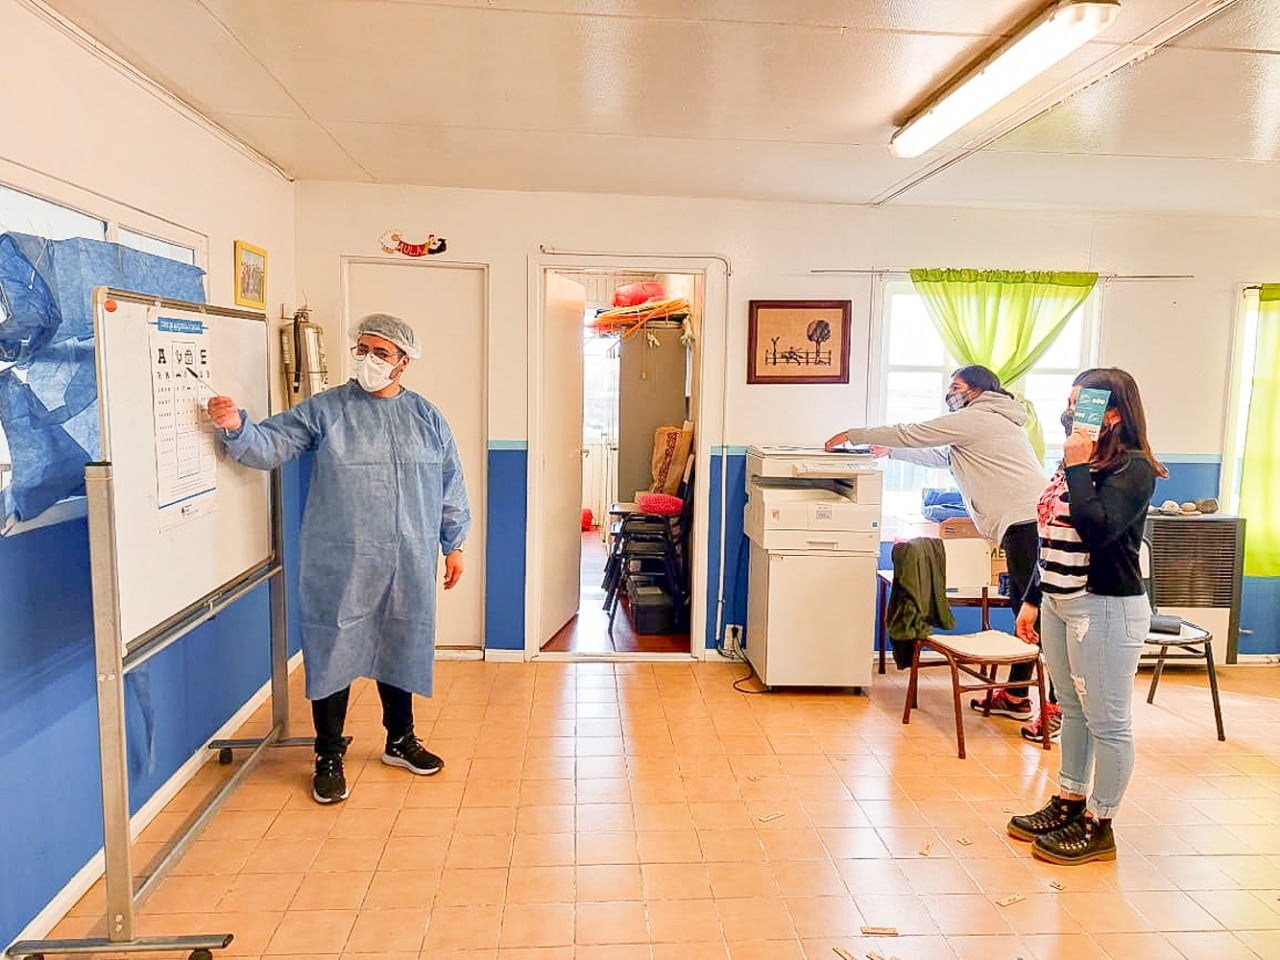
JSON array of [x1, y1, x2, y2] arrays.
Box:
[[1072, 367, 1167, 478], [951, 364, 1013, 398]]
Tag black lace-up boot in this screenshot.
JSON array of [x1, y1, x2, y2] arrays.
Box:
[[1033, 816, 1117, 865], [1007, 795, 1086, 841]]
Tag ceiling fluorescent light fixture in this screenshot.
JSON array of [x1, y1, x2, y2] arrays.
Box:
[[890, 0, 1121, 158]]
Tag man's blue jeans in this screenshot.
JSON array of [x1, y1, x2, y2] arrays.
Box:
[[1041, 592, 1150, 819]]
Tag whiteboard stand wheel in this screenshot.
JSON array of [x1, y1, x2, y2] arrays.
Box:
[[217, 748, 234, 765], [189, 949, 214, 960]]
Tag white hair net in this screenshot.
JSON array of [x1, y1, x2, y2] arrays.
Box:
[[349, 313, 421, 359]]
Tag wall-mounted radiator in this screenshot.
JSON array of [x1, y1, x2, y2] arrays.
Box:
[[1145, 514, 1246, 663]]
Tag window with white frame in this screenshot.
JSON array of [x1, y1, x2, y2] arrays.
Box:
[[0, 183, 108, 242], [0, 178, 204, 532], [118, 226, 197, 265], [876, 278, 1099, 519], [0, 185, 109, 513], [1222, 287, 1261, 514]]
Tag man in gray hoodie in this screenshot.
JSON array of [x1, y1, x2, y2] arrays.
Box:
[[826, 365, 1057, 738]]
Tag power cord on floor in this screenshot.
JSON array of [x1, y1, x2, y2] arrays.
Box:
[[731, 661, 770, 695], [714, 533, 751, 662]]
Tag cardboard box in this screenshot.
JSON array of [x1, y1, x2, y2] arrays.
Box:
[[937, 517, 980, 539], [991, 545, 1007, 586], [896, 514, 1007, 587]]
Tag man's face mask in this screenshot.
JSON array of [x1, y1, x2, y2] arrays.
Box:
[[356, 352, 398, 392]]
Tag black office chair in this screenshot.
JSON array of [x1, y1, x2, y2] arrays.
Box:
[[1139, 537, 1225, 741]]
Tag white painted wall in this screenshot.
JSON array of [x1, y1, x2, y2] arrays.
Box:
[[297, 181, 1275, 455], [0, 1, 296, 403]]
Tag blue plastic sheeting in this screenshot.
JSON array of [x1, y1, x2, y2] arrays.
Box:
[[0, 233, 205, 524], [920, 486, 969, 522]]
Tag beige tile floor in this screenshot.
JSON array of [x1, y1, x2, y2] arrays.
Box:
[[52, 658, 1280, 959]]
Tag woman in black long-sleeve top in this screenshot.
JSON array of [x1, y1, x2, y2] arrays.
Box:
[[1007, 368, 1166, 865]]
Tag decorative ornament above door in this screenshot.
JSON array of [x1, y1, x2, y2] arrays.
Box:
[[378, 231, 447, 257]]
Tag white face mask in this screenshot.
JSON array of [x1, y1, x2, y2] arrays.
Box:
[[355, 353, 397, 392]]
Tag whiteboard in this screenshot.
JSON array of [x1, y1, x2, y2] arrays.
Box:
[[93, 288, 272, 647]]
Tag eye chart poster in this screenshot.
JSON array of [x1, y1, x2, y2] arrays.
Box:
[[149, 317, 218, 530]]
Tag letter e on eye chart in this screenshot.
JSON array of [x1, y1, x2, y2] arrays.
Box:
[[148, 316, 218, 530]]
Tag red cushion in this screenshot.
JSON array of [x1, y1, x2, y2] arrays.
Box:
[[612, 280, 666, 307], [581, 508, 593, 530], [637, 493, 683, 516]]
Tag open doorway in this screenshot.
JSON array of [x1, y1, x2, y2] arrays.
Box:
[[539, 270, 702, 654]]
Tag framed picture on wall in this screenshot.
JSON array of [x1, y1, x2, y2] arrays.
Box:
[[747, 299, 851, 384], [233, 240, 267, 310]]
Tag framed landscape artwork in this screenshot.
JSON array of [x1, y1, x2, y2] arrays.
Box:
[[747, 299, 851, 384]]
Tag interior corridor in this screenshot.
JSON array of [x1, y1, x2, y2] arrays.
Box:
[[541, 532, 691, 655]]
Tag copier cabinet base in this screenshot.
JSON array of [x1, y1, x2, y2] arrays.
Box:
[[745, 543, 876, 688]]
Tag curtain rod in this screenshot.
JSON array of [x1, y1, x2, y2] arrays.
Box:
[[809, 269, 1195, 281]]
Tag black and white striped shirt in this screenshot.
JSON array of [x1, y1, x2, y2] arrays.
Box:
[[1037, 468, 1088, 599]]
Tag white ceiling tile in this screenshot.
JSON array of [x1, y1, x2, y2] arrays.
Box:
[[192, 1, 991, 139], [897, 151, 1280, 217], [328, 120, 916, 202], [220, 115, 375, 182], [993, 47, 1280, 162], [37, 0, 1280, 211], [1172, 0, 1280, 51], [208, 0, 1039, 36], [44, 0, 303, 117]]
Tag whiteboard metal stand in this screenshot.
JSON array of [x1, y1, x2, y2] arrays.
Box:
[[6, 289, 315, 960], [7, 473, 289, 960]]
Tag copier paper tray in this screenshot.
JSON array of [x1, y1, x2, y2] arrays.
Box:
[[745, 484, 880, 552]]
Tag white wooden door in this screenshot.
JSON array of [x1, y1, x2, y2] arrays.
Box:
[[537, 271, 586, 643], [345, 260, 486, 650]]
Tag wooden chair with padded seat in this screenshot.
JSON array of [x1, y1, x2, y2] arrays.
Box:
[[900, 538, 1051, 759]]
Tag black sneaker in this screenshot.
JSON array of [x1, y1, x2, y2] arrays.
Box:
[[383, 733, 444, 775], [1032, 816, 1117, 865], [1007, 795, 1085, 841], [312, 754, 348, 804]]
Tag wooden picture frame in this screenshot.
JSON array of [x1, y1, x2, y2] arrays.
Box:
[[233, 240, 267, 310], [747, 299, 851, 384]]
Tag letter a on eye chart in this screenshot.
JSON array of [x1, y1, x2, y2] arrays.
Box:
[[149, 317, 218, 530]]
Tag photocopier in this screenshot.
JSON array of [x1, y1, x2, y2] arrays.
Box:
[[742, 445, 883, 689]]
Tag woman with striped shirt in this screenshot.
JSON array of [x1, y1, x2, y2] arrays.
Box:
[[1007, 368, 1166, 865]]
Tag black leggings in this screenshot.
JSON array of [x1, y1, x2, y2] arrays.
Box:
[[1002, 521, 1055, 703], [311, 681, 414, 757]]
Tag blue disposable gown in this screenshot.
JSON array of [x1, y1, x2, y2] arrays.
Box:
[[220, 381, 470, 700]]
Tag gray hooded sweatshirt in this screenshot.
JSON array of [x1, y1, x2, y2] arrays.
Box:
[[845, 392, 1047, 544]]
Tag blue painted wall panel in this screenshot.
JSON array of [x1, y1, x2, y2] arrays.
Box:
[[0, 459, 302, 945], [1153, 459, 1221, 506], [484, 447, 527, 651], [704, 451, 749, 651], [1239, 577, 1280, 655]]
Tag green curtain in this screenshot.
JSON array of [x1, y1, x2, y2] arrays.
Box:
[[909, 268, 1098, 459], [1240, 285, 1280, 577]]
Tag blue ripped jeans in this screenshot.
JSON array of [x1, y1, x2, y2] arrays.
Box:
[[1041, 592, 1150, 820]]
